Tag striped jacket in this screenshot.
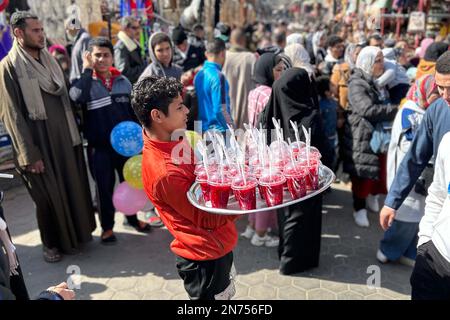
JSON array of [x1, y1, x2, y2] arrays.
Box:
[[69, 68, 136, 147]]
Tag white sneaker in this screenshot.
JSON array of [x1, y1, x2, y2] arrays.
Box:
[[240, 226, 255, 239], [353, 209, 370, 227], [366, 194, 380, 212], [376, 249, 388, 263], [399, 256, 415, 267], [250, 234, 279, 247]]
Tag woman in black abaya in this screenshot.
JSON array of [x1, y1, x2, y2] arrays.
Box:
[[258, 67, 327, 275]]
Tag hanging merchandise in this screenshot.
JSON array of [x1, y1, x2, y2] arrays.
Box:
[[407, 11, 426, 33], [426, 0, 450, 36], [0, 0, 9, 12]]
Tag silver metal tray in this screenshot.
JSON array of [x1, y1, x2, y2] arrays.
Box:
[[187, 165, 335, 215]]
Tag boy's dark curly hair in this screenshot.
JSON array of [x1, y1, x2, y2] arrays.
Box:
[[131, 76, 183, 129]]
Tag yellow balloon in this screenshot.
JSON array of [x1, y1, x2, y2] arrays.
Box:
[[123, 155, 143, 189], [185, 130, 202, 150]]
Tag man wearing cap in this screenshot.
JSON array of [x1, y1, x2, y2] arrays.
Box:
[[172, 25, 206, 72], [65, 16, 91, 83], [114, 16, 146, 84]]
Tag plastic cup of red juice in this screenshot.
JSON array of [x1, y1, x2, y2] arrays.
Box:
[[284, 164, 308, 199], [258, 170, 286, 207], [196, 168, 211, 203], [299, 158, 320, 190], [207, 173, 232, 209], [231, 175, 258, 210]]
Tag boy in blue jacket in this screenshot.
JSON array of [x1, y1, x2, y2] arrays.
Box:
[[70, 37, 150, 244]]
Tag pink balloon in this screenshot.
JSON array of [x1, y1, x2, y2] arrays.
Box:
[[113, 182, 148, 216]]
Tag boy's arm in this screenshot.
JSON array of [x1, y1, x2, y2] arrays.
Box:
[[69, 68, 93, 104], [384, 110, 434, 210], [418, 134, 448, 246], [155, 173, 238, 230]]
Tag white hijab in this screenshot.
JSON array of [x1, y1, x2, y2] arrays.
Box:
[[286, 33, 304, 46], [284, 43, 315, 78], [312, 31, 325, 57], [355, 46, 382, 77]]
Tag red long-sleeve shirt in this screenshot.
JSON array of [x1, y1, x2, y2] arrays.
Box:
[[141, 130, 238, 261]]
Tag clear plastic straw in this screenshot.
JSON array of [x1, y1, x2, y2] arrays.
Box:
[[290, 120, 302, 152], [302, 126, 310, 166], [196, 140, 210, 181], [287, 138, 297, 173]]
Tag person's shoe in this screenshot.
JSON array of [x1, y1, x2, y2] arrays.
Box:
[[240, 225, 255, 239], [251, 234, 280, 247], [101, 230, 117, 245], [43, 247, 62, 263], [399, 256, 415, 267], [376, 249, 388, 263], [129, 220, 152, 233], [353, 209, 370, 227], [145, 209, 164, 228], [366, 194, 380, 212]]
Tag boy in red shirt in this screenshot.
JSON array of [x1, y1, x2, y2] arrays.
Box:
[[131, 75, 239, 300]]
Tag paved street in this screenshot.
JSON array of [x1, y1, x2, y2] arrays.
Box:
[[3, 182, 412, 300]]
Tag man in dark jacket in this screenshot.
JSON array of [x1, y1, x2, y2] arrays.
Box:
[[114, 16, 147, 84], [66, 17, 91, 83], [172, 26, 206, 72]]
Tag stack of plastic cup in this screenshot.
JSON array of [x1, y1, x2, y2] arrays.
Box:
[[258, 169, 286, 207], [207, 172, 232, 209], [231, 175, 258, 210], [284, 163, 308, 199]]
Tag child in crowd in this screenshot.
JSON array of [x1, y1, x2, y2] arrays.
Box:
[[69, 37, 151, 244], [316, 75, 338, 170], [131, 75, 239, 300]]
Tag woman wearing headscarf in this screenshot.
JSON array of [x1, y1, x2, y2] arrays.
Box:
[[312, 31, 327, 66], [415, 42, 449, 79], [284, 43, 315, 80], [343, 46, 398, 228], [330, 43, 364, 111], [329, 43, 365, 178], [248, 53, 284, 126], [286, 33, 304, 47], [258, 67, 326, 275], [379, 75, 440, 266], [241, 52, 284, 248]]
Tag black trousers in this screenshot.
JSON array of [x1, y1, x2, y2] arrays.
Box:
[[91, 146, 138, 231], [176, 251, 233, 300], [410, 240, 450, 300], [277, 195, 323, 275]]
